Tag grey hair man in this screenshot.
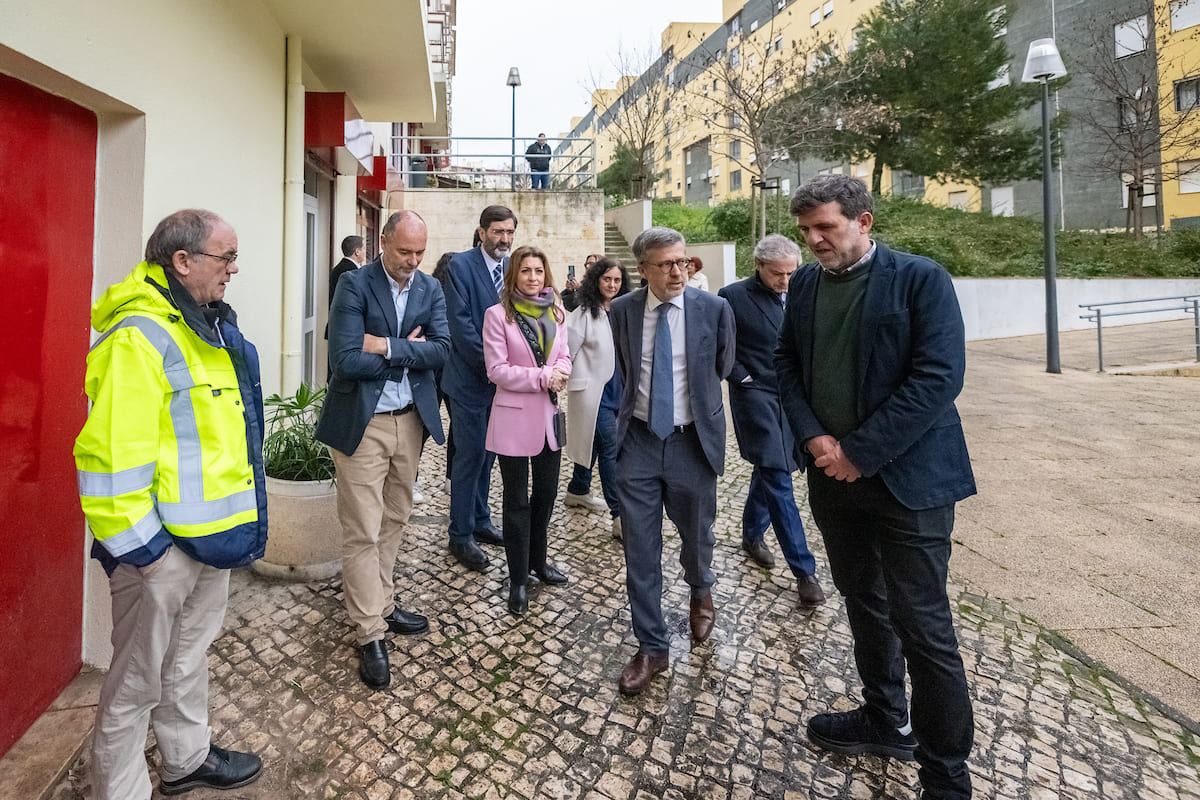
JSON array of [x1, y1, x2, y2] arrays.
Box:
[[608, 226, 736, 695], [718, 234, 825, 606], [776, 175, 976, 800], [75, 209, 266, 798]]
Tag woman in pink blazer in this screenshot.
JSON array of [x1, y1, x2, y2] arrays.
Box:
[[483, 245, 572, 616]]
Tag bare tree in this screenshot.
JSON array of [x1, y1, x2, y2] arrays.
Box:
[[586, 43, 675, 199], [672, 20, 880, 238], [1066, 3, 1200, 237]]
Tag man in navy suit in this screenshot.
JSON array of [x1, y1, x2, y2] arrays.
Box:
[[775, 176, 976, 800], [609, 226, 735, 696], [718, 234, 824, 608], [316, 210, 449, 690], [442, 206, 518, 571]]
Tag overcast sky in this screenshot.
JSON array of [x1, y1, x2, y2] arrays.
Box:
[[449, 0, 724, 158]]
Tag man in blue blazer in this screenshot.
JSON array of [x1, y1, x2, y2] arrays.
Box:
[[441, 206, 518, 571], [316, 210, 449, 690], [775, 176, 976, 800], [718, 234, 824, 607], [610, 227, 735, 696]]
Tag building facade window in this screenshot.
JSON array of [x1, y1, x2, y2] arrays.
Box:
[[948, 190, 969, 210], [730, 140, 742, 159], [1121, 171, 1157, 207], [774, 35, 784, 52], [731, 169, 742, 191], [811, 8, 821, 26], [1176, 76, 1200, 111], [1171, 0, 1200, 30], [731, 13, 741, 35], [730, 47, 740, 67], [1115, 15, 1148, 58], [1179, 160, 1200, 193]]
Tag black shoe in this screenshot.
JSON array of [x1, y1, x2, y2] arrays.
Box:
[[508, 581, 528, 616], [358, 640, 390, 690], [742, 537, 776, 568], [796, 573, 827, 607], [533, 564, 568, 585], [385, 607, 429, 635], [806, 707, 916, 760], [450, 539, 490, 571], [160, 745, 263, 795], [473, 522, 504, 546]]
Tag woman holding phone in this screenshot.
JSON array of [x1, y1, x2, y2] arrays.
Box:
[[482, 245, 572, 615]]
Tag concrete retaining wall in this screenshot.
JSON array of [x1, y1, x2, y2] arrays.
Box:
[[605, 200, 651, 247], [954, 278, 1200, 341], [396, 189, 605, 282]]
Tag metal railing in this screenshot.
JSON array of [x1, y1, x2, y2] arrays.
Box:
[[1078, 294, 1200, 372], [388, 135, 596, 191]]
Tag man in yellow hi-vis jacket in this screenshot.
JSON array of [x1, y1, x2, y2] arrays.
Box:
[[74, 209, 268, 800]]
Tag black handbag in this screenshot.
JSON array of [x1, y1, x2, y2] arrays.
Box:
[[514, 312, 566, 446]]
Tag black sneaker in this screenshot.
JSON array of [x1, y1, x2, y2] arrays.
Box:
[[160, 744, 263, 795], [806, 706, 917, 760]]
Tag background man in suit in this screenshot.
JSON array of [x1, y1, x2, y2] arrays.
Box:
[[775, 176, 976, 800], [316, 210, 449, 690], [718, 234, 825, 608], [442, 206, 518, 571], [329, 235, 365, 308], [609, 226, 735, 695]]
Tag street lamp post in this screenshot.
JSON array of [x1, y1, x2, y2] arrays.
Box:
[[1023, 38, 1067, 374], [506, 67, 521, 191]]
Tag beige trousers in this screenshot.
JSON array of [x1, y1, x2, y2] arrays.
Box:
[[331, 411, 422, 645], [91, 545, 229, 800]]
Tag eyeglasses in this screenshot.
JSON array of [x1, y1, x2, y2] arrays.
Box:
[[193, 251, 238, 266], [644, 257, 692, 273]]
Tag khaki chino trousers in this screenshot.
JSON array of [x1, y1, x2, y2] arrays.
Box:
[[331, 411, 423, 645]]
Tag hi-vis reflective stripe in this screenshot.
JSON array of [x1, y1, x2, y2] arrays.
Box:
[[157, 488, 256, 526], [94, 315, 205, 502], [103, 508, 163, 556], [78, 462, 157, 497]]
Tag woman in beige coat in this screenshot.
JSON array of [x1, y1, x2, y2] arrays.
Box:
[[563, 258, 629, 539]]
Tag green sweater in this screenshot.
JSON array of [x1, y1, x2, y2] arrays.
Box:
[[810, 262, 873, 440]]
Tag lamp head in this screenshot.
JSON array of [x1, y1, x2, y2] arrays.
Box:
[[506, 67, 522, 87], [1022, 38, 1067, 83]]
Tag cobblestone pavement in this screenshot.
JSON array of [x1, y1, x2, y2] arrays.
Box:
[[51, 428, 1200, 799]]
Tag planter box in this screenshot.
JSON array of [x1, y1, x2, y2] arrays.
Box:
[[254, 476, 341, 581]]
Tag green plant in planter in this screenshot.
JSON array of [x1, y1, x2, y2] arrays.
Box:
[[263, 383, 335, 481]]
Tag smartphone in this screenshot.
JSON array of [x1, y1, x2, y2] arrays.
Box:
[[568, 264, 576, 279]]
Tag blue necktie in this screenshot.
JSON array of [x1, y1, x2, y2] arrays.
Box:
[[492, 260, 504, 293], [649, 302, 674, 440]]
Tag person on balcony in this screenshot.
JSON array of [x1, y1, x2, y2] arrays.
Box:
[[525, 133, 552, 190]]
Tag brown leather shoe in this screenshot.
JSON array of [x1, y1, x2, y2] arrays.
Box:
[[797, 573, 827, 607], [618, 651, 669, 695], [689, 594, 716, 641], [742, 537, 776, 568]]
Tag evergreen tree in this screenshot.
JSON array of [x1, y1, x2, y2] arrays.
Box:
[[819, 0, 1045, 193]]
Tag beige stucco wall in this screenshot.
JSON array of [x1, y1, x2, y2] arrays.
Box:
[[397, 190, 606, 284]]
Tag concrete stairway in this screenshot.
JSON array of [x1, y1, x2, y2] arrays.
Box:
[[603, 223, 636, 267]]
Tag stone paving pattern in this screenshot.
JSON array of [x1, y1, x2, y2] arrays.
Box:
[[49, 320, 1200, 799]]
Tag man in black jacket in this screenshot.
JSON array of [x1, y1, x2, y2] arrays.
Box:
[[525, 133, 551, 189]]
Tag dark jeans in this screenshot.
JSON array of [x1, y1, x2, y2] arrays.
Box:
[[447, 393, 495, 542], [498, 444, 561, 586], [742, 465, 816, 578], [530, 171, 549, 189], [564, 404, 619, 517], [806, 470, 973, 800]]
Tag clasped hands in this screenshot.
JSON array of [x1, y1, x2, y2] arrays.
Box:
[[807, 434, 861, 482], [547, 367, 568, 393], [362, 327, 424, 356]]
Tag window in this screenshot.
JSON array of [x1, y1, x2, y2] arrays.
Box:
[[1176, 77, 1200, 111], [664, 97, 670, 113], [749, 54, 757, 69], [782, 178, 791, 194], [948, 190, 969, 210], [730, 112, 742, 128], [686, 150, 693, 166], [664, 120, 671, 136], [1121, 170, 1156, 207], [987, 64, 1010, 90], [991, 186, 1014, 216], [1115, 16, 1148, 58], [750, 19, 759, 32], [1179, 160, 1200, 193], [730, 140, 742, 159], [774, 36, 784, 52], [811, 8, 821, 26], [713, 79, 718, 91], [1171, 0, 1200, 30], [731, 169, 743, 191], [778, 0, 787, 9], [665, 168, 672, 184], [730, 47, 740, 67], [824, 0, 835, 17], [731, 13, 741, 36], [988, 6, 1007, 37], [1118, 98, 1137, 132]]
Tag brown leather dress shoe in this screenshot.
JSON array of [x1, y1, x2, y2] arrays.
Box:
[[689, 594, 716, 641], [618, 651, 669, 695], [797, 573, 827, 607]]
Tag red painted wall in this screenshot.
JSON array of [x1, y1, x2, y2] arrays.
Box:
[[0, 73, 97, 758]]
